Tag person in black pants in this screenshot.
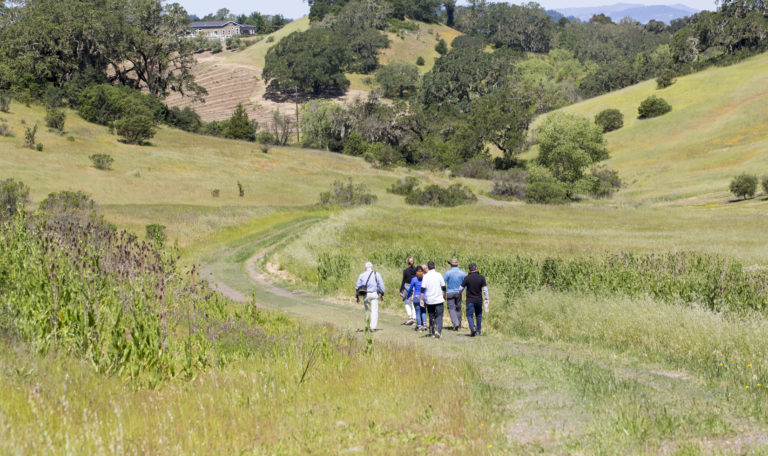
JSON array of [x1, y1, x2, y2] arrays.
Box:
[[400, 257, 417, 325], [461, 263, 489, 337]]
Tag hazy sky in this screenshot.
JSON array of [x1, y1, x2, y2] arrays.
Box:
[[177, 1, 718, 20]]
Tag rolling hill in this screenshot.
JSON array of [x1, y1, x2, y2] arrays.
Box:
[[538, 52, 768, 205], [165, 17, 462, 123]]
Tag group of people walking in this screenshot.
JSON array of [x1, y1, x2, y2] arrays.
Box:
[[355, 257, 489, 339]]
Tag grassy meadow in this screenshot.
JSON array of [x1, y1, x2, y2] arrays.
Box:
[[3, 51, 768, 453]]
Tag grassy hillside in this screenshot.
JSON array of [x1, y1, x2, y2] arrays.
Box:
[[541, 52, 768, 205]]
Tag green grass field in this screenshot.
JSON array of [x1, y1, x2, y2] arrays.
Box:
[[3, 51, 768, 453]]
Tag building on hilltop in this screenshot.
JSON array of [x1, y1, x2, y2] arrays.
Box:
[[189, 21, 257, 40]]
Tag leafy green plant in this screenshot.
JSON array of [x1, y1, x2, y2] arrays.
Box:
[[730, 174, 757, 200], [45, 107, 66, 132], [0, 92, 10, 113], [89, 153, 114, 170], [211, 189, 220, 198], [0, 123, 11, 137], [145, 223, 167, 247], [594, 109, 624, 133], [387, 176, 420, 196], [238, 181, 245, 197], [416, 56, 425, 66], [24, 123, 37, 149], [656, 68, 676, 89], [405, 183, 477, 207], [0, 178, 30, 219], [319, 180, 377, 207], [762, 176, 768, 196], [435, 38, 448, 56], [638, 95, 672, 119]]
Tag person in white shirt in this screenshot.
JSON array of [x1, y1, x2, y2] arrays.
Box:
[[419, 261, 446, 339]]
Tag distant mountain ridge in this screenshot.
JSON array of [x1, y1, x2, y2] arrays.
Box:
[[555, 3, 699, 24]]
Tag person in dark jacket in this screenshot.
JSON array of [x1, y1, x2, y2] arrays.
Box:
[[460, 263, 489, 337], [400, 257, 417, 325]]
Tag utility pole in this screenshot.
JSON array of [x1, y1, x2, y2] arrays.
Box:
[[294, 86, 300, 144]]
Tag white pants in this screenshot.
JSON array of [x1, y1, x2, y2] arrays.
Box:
[[364, 293, 379, 330], [403, 295, 415, 319]]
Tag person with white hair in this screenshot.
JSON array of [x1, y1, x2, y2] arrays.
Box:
[[355, 262, 385, 332]]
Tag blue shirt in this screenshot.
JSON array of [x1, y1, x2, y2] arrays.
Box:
[[405, 276, 423, 300], [355, 270, 385, 295], [443, 267, 466, 293]]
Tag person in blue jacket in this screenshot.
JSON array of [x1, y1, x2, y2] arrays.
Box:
[[404, 266, 427, 331]]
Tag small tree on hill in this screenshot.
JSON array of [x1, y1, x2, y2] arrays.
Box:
[[638, 95, 672, 119], [375, 62, 419, 98], [223, 103, 256, 141], [45, 107, 66, 132], [594, 109, 624, 133], [435, 38, 448, 56], [762, 176, 768, 196], [730, 174, 757, 200], [416, 56, 425, 66], [115, 114, 155, 144], [656, 68, 676, 89]]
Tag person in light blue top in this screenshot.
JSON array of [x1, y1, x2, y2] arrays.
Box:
[[404, 266, 427, 331], [443, 258, 467, 331], [355, 262, 385, 332]]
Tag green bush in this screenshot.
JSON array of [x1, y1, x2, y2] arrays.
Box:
[[525, 166, 568, 204], [490, 169, 528, 200], [638, 95, 672, 119], [416, 56, 425, 66], [364, 143, 402, 169], [211, 189, 220, 198], [89, 153, 114, 170], [223, 103, 257, 141], [387, 176, 420, 196], [656, 68, 676, 89], [256, 131, 276, 145], [166, 106, 202, 133], [435, 39, 448, 56], [238, 181, 245, 197], [762, 176, 768, 195], [0, 123, 10, 137], [581, 166, 622, 198], [319, 180, 377, 207], [45, 107, 66, 132], [35, 143, 44, 152], [405, 183, 477, 207], [0, 92, 10, 113], [730, 174, 757, 200], [342, 132, 369, 157], [115, 114, 155, 145], [594, 109, 624, 133], [0, 178, 30, 219], [145, 223, 167, 247], [24, 124, 37, 149], [77, 84, 162, 126]]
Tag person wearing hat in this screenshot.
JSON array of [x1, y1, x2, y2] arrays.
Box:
[[355, 262, 385, 332], [420, 261, 446, 339], [460, 263, 489, 337], [443, 258, 467, 331]]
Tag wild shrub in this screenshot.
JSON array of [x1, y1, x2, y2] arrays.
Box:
[[35, 143, 44, 152], [638, 95, 672, 119], [451, 158, 497, 180], [0, 207, 229, 385], [266, 35, 275, 43], [0, 178, 30, 219], [223, 103, 257, 141], [211, 189, 220, 198], [45, 107, 66, 132], [238, 181, 245, 197], [490, 169, 528, 200], [342, 132, 369, 157], [257, 131, 276, 145], [435, 38, 448, 55], [405, 183, 477, 207], [260, 143, 271, 154], [525, 166, 568, 204], [656, 68, 676, 89], [730, 174, 757, 200], [319, 180, 377, 207], [0, 123, 11, 137], [145, 223, 167, 247], [579, 165, 622, 198], [387, 176, 420, 196], [24, 123, 37, 149], [364, 143, 403, 169], [166, 106, 202, 133], [0, 92, 11, 113], [115, 114, 155, 145], [89, 153, 114, 170], [594, 109, 624, 133], [416, 56, 425, 66], [77, 84, 163, 126], [762, 176, 768, 195]]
